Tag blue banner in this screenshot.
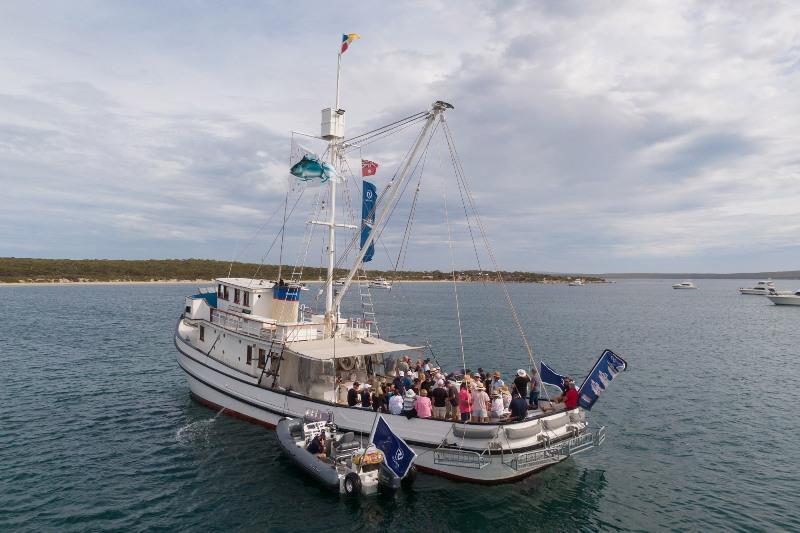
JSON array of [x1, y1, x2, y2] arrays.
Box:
[[540, 361, 567, 391], [578, 349, 628, 410], [371, 416, 416, 478], [360, 180, 376, 262]]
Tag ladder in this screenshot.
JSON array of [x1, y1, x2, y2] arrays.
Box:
[[356, 268, 380, 337]]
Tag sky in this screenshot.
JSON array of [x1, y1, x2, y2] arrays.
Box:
[[1, 0, 799, 274]]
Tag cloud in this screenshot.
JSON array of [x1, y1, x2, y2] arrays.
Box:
[[0, 0, 799, 273]]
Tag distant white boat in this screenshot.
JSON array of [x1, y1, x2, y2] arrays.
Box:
[[766, 289, 800, 306], [333, 278, 346, 287], [738, 280, 775, 295], [369, 277, 392, 289], [568, 278, 584, 286], [672, 280, 697, 289]]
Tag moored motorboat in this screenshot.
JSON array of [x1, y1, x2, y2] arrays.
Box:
[[568, 278, 584, 286], [369, 277, 392, 289], [738, 280, 775, 295], [766, 289, 800, 306], [672, 280, 697, 289]]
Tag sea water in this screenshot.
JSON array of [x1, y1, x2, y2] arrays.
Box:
[[0, 280, 798, 531]]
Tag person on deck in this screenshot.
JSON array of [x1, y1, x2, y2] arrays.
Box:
[[360, 384, 371, 409], [389, 391, 404, 415], [347, 382, 360, 407], [447, 380, 460, 421], [528, 369, 540, 409], [393, 372, 406, 396], [551, 380, 580, 410], [490, 372, 504, 394], [490, 392, 505, 419], [471, 384, 490, 423], [509, 392, 528, 421], [458, 382, 472, 422], [402, 389, 417, 418], [513, 369, 531, 399], [415, 389, 432, 419], [430, 380, 448, 420], [306, 433, 327, 459]]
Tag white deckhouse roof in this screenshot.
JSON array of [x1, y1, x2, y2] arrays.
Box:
[[286, 337, 423, 361]]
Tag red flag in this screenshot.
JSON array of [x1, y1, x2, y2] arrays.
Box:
[[361, 159, 379, 177]]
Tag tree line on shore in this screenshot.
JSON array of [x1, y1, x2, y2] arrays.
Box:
[[0, 258, 595, 284]]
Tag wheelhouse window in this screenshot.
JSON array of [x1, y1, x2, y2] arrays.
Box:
[[223, 286, 229, 301], [200, 326, 205, 342], [217, 284, 223, 297], [234, 288, 241, 304], [243, 291, 250, 307], [246, 345, 253, 365], [258, 348, 266, 369]]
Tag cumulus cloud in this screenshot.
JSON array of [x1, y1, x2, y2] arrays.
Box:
[[0, 0, 798, 272]]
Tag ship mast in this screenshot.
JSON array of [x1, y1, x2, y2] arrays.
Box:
[[321, 46, 347, 333]]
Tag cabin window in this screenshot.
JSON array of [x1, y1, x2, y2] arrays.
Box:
[[243, 291, 250, 306], [234, 288, 241, 304], [246, 345, 253, 365], [200, 326, 205, 341], [258, 348, 266, 369], [223, 286, 229, 301], [217, 284, 223, 297]]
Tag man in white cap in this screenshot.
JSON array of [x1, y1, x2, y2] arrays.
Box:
[[393, 371, 406, 396], [513, 369, 531, 400]]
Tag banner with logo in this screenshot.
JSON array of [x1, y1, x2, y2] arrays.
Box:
[[360, 180, 377, 262], [578, 349, 628, 410], [371, 415, 416, 478]]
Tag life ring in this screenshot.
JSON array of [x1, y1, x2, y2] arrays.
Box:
[[337, 357, 356, 371]]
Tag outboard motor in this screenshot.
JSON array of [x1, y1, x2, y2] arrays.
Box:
[[377, 463, 402, 494]]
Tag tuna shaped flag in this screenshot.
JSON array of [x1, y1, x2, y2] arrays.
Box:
[[371, 415, 416, 478], [289, 139, 340, 186], [577, 349, 628, 410], [362, 159, 378, 177], [360, 180, 376, 262], [341, 33, 360, 54]]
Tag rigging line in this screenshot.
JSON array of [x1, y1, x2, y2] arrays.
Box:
[[226, 187, 296, 276], [452, 150, 484, 275], [342, 116, 429, 153], [393, 145, 429, 273], [277, 179, 291, 282], [247, 187, 308, 286], [442, 165, 467, 376], [370, 119, 441, 270], [441, 118, 549, 400], [343, 111, 427, 143]]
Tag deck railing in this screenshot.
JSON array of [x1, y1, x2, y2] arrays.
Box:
[[210, 308, 274, 340]]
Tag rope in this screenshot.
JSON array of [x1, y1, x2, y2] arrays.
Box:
[[440, 116, 549, 400], [442, 168, 467, 376]]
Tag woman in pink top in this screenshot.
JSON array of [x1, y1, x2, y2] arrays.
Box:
[[415, 388, 433, 419], [458, 382, 472, 422]]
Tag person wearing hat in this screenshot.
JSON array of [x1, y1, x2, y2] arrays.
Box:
[[393, 371, 406, 396], [347, 382, 360, 407], [513, 369, 531, 400], [430, 380, 448, 420], [490, 371, 504, 394], [490, 391, 505, 419], [402, 389, 418, 418], [471, 383, 490, 423], [447, 380, 461, 422], [360, 383, 372, 409]]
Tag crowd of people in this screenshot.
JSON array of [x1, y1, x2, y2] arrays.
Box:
[[339, 356, 581, 423]]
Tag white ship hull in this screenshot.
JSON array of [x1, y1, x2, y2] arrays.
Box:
[[766, 295, 800, 306], [739, 288, 769, 295], [175, 321, 600, 484]]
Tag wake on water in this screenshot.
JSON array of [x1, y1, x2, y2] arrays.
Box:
[[175, 407, 225, 446]]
